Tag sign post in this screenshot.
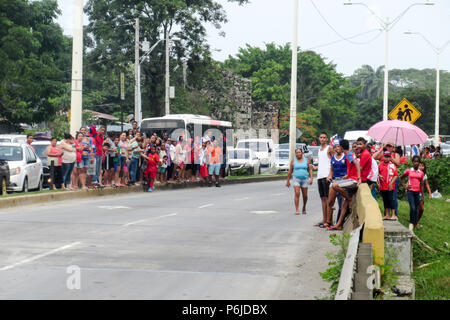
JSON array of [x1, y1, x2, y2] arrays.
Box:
[[389, 98, 421, 124]]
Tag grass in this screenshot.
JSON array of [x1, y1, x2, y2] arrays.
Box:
[[378, 193, 450, 300], [2, 188, 67, 198]]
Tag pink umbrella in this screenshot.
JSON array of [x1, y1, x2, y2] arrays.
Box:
[[368, 120, 428, 146]]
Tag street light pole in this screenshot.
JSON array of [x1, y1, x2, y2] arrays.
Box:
[[383, 18, 389, 121], [344, 1, 434, 121], [435, 48, 440, 145], [289, 0, 299, 164], [405, 31, 450, 145]]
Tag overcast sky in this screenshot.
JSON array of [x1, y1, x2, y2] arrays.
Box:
[[57, 0, 449, 76]]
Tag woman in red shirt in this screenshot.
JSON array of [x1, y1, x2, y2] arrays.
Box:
[[400, 155, 425, 231], [142, 146, 160, 192]]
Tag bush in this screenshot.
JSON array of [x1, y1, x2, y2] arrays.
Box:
[[396, 157, 450, 198]]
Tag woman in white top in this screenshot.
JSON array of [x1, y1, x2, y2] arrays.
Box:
[[60, 133, 76, 190]]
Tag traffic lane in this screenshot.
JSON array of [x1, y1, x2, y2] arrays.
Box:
[[0, 180, 298, 231], [0, 181, 298, 269], [0, 180, 320, 256], [0, 180, 318, 271], [0, 180, 333, 299]]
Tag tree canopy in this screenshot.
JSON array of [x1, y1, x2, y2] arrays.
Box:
[[0, 0, 71, 126]]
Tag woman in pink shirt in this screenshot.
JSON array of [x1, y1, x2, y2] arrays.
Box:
[[400, 155, 424, 231]]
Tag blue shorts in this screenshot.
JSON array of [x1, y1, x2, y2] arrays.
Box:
[[293, 177, 308, 188], [77, 157, 90, 168], [208, 163, 221, 176]]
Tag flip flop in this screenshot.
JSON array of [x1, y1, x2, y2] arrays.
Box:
[[314, 222, 324, 228], [295, 212, 300, 215], [302, 211, 307, 215]]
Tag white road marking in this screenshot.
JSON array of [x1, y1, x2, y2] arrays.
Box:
[[198, 203, 214, 209], [155, 213, 178, 219], [123, 219, 148, 227], [98, 206, 131, 210], [235, 197, 250, 201], [250, 211, 279, 215], [123, 213, 178, 227], [0, 242, 81, 272]]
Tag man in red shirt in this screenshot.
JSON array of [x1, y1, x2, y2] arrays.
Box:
[[378, 151, 398, 220], [91, 125, 105, 185], [356, 137, 372, 183]]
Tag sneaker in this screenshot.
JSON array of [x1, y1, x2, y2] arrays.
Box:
[[147, 188, 153, 192], [409, 223, 414, 232], [216, 184, 221, 188]]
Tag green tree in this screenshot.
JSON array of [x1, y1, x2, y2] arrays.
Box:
[[0, 0, 71, 125], [84, 0, 248, 118], [348, 65, 385, 101], [224, 43, 358, 137]]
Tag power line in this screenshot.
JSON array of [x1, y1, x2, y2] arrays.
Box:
[[305, 28, 383, 51], [309, 0, 383, 46]]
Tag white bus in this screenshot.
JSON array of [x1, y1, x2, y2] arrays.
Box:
[[140, 114, 233, 144]]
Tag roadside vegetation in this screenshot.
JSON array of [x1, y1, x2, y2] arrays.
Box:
[[390, 194, 450, 300]]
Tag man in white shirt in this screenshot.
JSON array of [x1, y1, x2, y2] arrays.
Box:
[[314, 132, 334, 228]]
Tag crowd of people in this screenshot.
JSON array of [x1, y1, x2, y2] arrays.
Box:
[[287, 132, 440, 232], [45, 123, 228, 192]]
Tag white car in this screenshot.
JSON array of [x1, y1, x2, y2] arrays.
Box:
[[0, 134, 27, 144], [0, 143, 43, 192], [275, 149, 290, 172], [227, 148, 261, 175], [235, 138, 276, 168]]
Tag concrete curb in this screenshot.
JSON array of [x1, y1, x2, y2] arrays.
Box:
[[0, 175, 287, 209]]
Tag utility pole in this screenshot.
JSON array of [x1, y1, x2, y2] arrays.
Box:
[[134, 18, 140, 124], [289, 0, 299, 164], [165, 28, 170, 115], [120, 72, 125, 133], [69, 0, 83, 137]]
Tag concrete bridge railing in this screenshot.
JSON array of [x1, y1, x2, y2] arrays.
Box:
[[336, 183, 415, 300]]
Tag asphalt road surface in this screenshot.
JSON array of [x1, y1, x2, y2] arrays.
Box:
[[0, 180, 336, 299]]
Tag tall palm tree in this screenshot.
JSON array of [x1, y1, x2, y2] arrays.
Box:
[[349, 65, 385, 100]]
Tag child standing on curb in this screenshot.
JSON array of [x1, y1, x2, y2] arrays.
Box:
[[378, 151, 398, 221]]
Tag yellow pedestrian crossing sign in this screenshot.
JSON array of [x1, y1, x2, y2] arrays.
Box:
[[389, 98, 421, 124]]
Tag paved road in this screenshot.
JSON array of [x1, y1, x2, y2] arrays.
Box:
[[0, 180, 336, 299]]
